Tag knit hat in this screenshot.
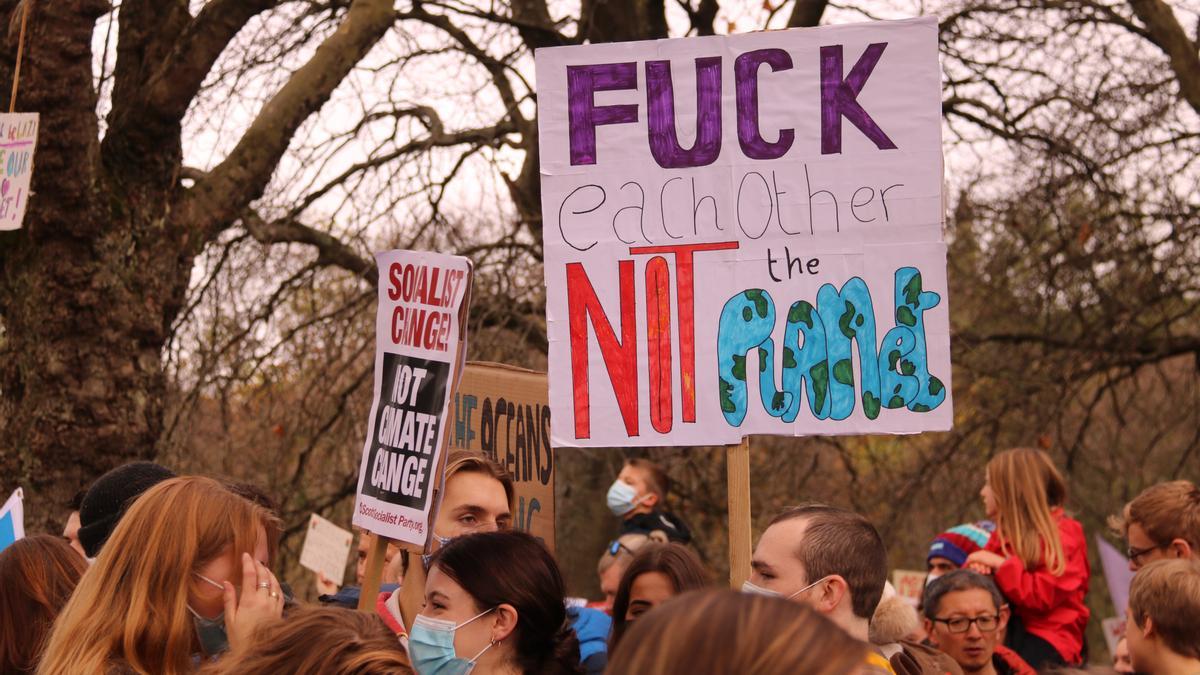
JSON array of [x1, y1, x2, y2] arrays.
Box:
[[927, 521, 995, 568], [78, 461, 176, 557]]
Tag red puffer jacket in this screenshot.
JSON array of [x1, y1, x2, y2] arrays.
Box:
[[986, 509, 1091, 665]]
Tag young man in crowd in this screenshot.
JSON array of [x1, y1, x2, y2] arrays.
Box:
[[922, 570, 1036, 675], [607, 457, 691, 543], [1112, 480, 1199, 572], [748, 503, 962, 675], [1125, 559, 1200, 675]]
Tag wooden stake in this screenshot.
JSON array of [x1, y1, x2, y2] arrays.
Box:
[[726, 435, 752, 589], [356, 533, 391, 612], [9, 0, 30, 113]]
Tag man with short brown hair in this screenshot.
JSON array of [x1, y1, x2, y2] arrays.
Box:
[[1125, 559, 1200, 675], [748, 503, 962, 675], [1112, 481, 1200, 571]]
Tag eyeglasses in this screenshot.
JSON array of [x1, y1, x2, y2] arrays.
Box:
[[1127, 543, 1165, 564], [932, 615, 1000, 634]]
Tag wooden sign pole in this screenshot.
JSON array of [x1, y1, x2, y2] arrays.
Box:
[[726, 435, 752, 589], [356, 534, 391, 612]]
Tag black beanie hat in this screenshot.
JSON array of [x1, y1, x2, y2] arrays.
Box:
[[78, 461, 176, 557]]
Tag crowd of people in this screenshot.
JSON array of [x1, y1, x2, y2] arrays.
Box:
[[1, 447, 1198, 674]]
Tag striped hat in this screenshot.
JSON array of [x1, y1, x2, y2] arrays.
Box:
[[927, 521, 995, 568]]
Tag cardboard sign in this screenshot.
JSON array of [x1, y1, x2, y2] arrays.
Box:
[[0, 113, 37, 231], [892, 568, 926, 607], [449, 362, 556, 552], [352, 250, 472, 548], [536, 17, 951, 447], [299, 513, 355, 585], [0, 488, 24, 553]]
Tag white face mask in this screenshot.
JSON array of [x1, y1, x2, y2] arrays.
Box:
[[606, 479, 648, 517], [742, 575, 830, 600]]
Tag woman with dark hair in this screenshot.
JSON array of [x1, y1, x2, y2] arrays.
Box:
[[0, 535, 88, 673], [609, 542, 711, 650], [413, 530, 582, 675]]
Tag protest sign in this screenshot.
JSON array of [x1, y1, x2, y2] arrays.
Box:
[[893, 569, 927, 606], [449, 362, 556, 552], [1096, 535, 1134, 619], [299, 513, 355, 585], [0, 488, 25, 553], [352, 249, 472, 549], [0, 113, 37, 231], [536, 17, 950, 448], [1101, 616, 1125, 656]]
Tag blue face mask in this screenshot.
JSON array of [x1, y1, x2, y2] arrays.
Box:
[[606, 480, 647, 517], [409, 608, 496, 675], [422, 532, 454, 568], [188, 572, 230, 656]]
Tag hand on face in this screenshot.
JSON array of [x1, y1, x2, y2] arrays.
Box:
[[223, 552, 285, 653]]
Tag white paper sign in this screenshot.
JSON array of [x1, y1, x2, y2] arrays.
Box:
[[536, 17, 951, 447], [0, 487, 25, 552], [352, 250, 472, 547], [299, 513, 355, 584], [0, 113, 37, 231]]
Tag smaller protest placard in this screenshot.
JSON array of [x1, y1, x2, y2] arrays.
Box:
[[892, 569, 926, 607], [299, 513, 354, 585], [0, 488, 25, 553], [449, 362, 556, 552], [0, 113, 37, 231], [1101, 616, 1125, 655], [352, 249, 472, 549]]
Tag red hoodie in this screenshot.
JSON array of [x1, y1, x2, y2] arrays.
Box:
[[986, 509, 1090, 665]]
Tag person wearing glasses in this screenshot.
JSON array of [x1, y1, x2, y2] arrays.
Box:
[[1110, 480, 1199, 572], [595, 533, 650, 610], [923, 570, 1037, 675]]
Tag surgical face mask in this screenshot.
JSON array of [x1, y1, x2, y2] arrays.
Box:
[[423, 531, 455, 567], [409, 608, 496, 675], [606, 479, 647, 517], [741, 575, 829, 601], [188, 572, 230, 656]]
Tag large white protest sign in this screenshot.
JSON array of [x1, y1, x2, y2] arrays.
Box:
[[0, 113, 37, 231], [537, 17, 950, 447], [352, 250, 472, 547], [0, 488, 25, 553], [299, 513, 355, 585]]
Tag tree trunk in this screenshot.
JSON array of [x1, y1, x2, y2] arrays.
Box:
[[0, 0, 198, 535]]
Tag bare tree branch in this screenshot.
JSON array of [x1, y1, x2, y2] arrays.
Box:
[[143, 0, 281, 122], [178, 0, 397, 242], [787, 0, 827, 27], [1128, 0, 1200, 115]]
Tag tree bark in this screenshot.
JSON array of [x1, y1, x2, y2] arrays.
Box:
[[0, 0, 396, 535]]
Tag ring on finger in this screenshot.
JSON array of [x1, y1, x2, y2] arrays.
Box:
[[256, 581, 271, 590]]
